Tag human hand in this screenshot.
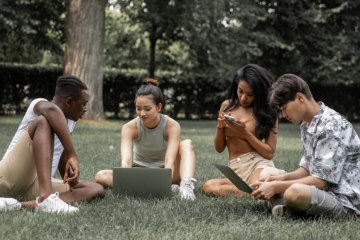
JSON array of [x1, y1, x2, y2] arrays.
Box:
[[250, 182, 277, 200], [217, 112, 227, 129], [225, 115, 247, 134], [258, 175, 285, 183], [64, 156, 80, 189]]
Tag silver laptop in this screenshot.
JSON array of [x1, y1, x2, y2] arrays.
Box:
[[113, 167, 172, 198], [212, 163, 255, 194]]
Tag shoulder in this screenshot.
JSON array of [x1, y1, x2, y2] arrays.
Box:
[[122, 118, 138, 134], [33, 99, 61, 115], [29, 98, 48, 114], [319, 107, 353, 139], [220, 100, 231, 112], [221, 100, 230, 108], [165, 116, 180, 130]]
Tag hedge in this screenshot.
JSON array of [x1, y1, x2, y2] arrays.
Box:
[[1, 63, 359, 121], [0, 63, 229, 119]]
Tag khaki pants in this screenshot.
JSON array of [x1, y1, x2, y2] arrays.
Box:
[[0, 129, 70, 199]]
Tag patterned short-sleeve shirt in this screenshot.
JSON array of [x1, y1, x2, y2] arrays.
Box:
[[300, 102, 360, 215]]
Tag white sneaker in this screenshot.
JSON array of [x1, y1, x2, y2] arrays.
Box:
[[0, 198, 21, 212], [179, 177, 197, 200], [172, 184, 180, 193], [272, 205, 294, 217], [35, 192, 79, 214]]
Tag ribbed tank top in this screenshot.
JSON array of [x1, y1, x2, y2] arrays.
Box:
[[133, 114, 168, 167]]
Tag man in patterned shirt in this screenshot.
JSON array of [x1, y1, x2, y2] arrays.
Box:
[[250, 74, 360, 218]]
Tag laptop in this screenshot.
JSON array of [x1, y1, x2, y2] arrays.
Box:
[[112, 167, 172, 198], [212, 163, 255, 194]]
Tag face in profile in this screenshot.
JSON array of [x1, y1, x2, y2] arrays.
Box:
[[68, 90, 89, 121], [237, 80, 255, 108], [279, 97, 302, 124], [136, 95, 161, 123]]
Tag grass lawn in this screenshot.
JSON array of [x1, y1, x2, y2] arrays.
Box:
[[1, 116, 360, 239]]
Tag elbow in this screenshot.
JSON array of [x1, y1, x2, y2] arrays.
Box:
[[264, 152, 275, 160], [214, 146, 224, 153]]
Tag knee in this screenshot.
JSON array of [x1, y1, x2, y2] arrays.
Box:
[[180, 139, 193, 151], [202, 179, 216, 194], [95, 170, 108, 184], [283, 183, 305, 205], [258, 167, 280, 179]]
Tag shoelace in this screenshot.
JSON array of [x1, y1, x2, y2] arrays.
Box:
[[180, 181, 195, 195], [50, 193, 69, 208]]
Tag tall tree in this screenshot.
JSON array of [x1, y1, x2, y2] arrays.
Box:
[[64, 0, 107, 121], [117, 0, 186, 78]]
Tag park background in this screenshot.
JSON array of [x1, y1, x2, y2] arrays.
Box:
[[1, 0, 360, 121], [1, 0, 360, 239]]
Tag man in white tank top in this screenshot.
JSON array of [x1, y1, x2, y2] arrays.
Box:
[[0, 76, 104, 214]]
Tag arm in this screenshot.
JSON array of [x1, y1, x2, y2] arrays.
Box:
[[260, 167, 311, 182], [214, 101, 229, 153], [251, 175, 327, 200], [34, 101, 79, 182], [58, 150, 67, 179], [164, 119, 181, 177], [58, 150, 78, 188], [227, 119, 278, 159], [120, 121, 138, 167]]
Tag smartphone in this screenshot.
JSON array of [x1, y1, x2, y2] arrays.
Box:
[[224, 115, 236, 122]]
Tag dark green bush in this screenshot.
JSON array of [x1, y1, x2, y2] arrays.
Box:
[[1, 63, 359, 121]]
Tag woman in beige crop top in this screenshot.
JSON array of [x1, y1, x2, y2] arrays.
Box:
[[202, 64, 280, 197], [95, 79, 197, 200]]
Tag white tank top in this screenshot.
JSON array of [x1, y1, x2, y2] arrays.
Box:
[[132, 114, 168, 167]]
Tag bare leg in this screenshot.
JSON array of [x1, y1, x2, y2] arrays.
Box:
[[95, 170, 113, 188], [27, 116, 55, 203], [283, 183, 311, 211], [202, 179, 250, 197], [171, 139, 196, 185], [202, 168, 277, 198]]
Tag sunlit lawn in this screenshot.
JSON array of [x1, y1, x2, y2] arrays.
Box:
[[1, 116, 360, 239]]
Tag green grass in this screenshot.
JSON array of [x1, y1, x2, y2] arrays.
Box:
[[1, 116, 360, 239]]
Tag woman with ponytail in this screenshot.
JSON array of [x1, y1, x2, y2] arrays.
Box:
[[95, 79, 197, 200], [202, 64, 283, 197]]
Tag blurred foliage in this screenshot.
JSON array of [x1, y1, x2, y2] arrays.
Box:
[[253, 0, 360, 84], [1, 0, 359, 85], [0, 0, 65, 64]]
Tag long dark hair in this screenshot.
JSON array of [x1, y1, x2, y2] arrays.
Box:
[[224, 64, 278, 139]]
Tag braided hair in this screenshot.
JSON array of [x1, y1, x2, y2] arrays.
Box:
[[55, 75, 88, 100]]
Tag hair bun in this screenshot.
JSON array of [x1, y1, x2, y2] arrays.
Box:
[[144, 79, 159, 87]]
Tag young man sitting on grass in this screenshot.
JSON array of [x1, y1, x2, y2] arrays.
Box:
[[250, 74, 360, 218], [0, 76, 105, 214]]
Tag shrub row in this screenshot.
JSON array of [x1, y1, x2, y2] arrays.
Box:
[[1, 63, 359, 121]]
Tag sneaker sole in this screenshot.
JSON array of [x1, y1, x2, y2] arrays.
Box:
[[272, 205, 287, 217]]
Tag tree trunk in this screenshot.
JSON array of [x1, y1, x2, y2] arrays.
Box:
[[148, 26, 157, 79], [64, 0, 106, 121]]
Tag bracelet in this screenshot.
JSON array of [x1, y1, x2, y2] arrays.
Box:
[[217, 125, 224, 129]]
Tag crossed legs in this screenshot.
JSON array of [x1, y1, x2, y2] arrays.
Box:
[[95, 139, 196, 187], [202, 167, 280, 197]]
